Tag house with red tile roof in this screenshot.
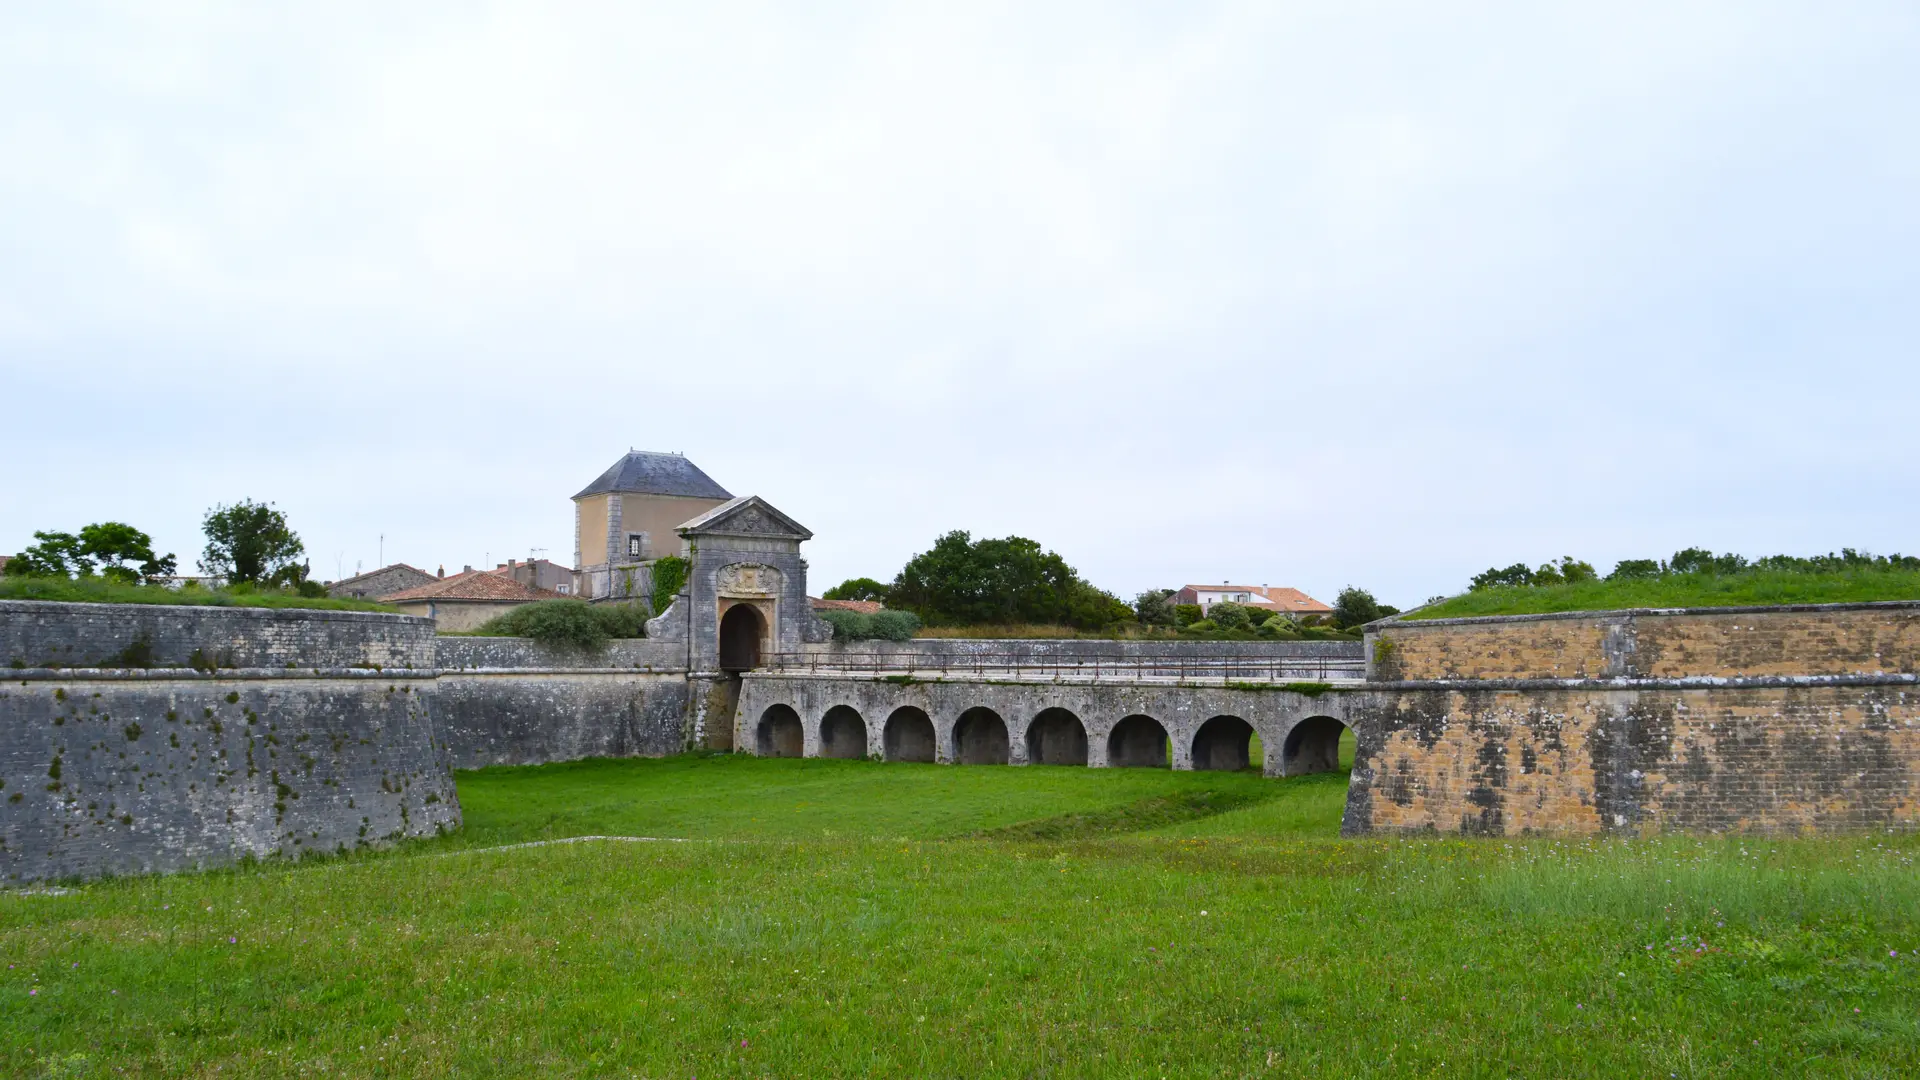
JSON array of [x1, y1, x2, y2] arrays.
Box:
[[384, 567, 561, 630], [1171, 584, 1331, 619]]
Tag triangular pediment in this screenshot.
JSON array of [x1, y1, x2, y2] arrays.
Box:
[[677, 495, 812, 541]]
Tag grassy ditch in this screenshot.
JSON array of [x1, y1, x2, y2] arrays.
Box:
[[1409, 567, 1920, 620], [1, 756, 1915, 1077], [0, 576, 398, 612]]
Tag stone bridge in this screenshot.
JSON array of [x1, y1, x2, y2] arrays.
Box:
[[735, 672, 1366, 776]]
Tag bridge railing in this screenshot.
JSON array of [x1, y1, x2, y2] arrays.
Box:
[[762, 650, 1366, 684]]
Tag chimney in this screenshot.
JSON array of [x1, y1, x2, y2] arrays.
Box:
[[437, 565, 444, 579], [463, 565, 473, 574]]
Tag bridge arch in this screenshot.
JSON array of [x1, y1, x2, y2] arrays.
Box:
[[820, 705, 868, 759], [954, 707, 1010, 765], [756, 703, 804, 758], [1193, 714, 1255, 771], [1025, 708, 1088, 766], [883, 706, 937, 762], [1107, 714, 1170, 768], [1282, 715, 1350, 776]]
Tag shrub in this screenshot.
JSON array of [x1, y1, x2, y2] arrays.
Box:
[[473, 599, 650, 650], [1257, 618, 1300, 640], [649, 556, 689, 617], [1244, 607, 1275, 627], [820, 608, 921, 642], [1173, 604, 1203, 627], [1209, 602, 1252, 631], [1134, 589, 1177, 627], [867, 610, 921, 641], [1608, 558, 1663, 581], [1180, 619, 1218, 634]]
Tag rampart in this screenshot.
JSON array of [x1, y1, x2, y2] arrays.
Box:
[[1, 603, 460, 884], [1344, 602, 1920, 836]]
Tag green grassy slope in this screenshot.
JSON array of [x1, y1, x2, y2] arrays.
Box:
[[1409, 567, 1920, 620], [2, 753, 1915, 1077], [0, 577, 398, 612]]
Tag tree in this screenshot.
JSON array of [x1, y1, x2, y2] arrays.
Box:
[[1133, 589, 1177, 627], [1332, 586, 1388, 630], [200, 501, 306, 586], [1608, 558, 1663, 581], [78, 522, 177, 584], [1469, 563, 1535, 591], [887, 530, 1124, 629], [1209, 601, 1252, 631], [823, 577, 889, 602], [1668, 547, 1748, 576], [7, 524, 174, 583]]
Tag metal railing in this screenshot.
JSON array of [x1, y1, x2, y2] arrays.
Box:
[[764, 650, 1365, 684]]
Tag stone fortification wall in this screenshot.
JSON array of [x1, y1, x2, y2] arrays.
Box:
[[1344, 603, 1920, 837], [434, 671, 689, 768], [434, 636, 686, 671], [0, 605, 458, 884], [806, 638, 1362, 663], [1370, 602, 1920, 681], [1, 600, 434, 671]]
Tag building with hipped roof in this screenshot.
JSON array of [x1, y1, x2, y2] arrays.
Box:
[[572, 451, 734, 604], [1171, 583, 1332, 620]]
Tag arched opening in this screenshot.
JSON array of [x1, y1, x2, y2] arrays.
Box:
[[883, 707, 936, 762], [1192, 715, 1255, 771], [954, 707, 1010, 765], [1107, 714, 1170, 768], [1025, 708, 1088, 766], [1282, 715, 1352, 777], [820, 705, 868, 760], [756, 703, 803, 758], [719, 604, 765, 672]]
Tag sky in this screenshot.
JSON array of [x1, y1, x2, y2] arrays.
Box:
[[3, 2, 1918, 608]]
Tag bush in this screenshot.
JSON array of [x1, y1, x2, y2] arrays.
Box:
[[820, 608, 922, 642], [1244, 607, 1275, 627], [1173, 604, 1203, 627], [867, 609, 921, 641], [1209, 602, 1252, 631], [1180, 619, 1218, 634], [1133, 589, 1177, 627], [472, 599, 650, 650], [1257, 618, 1300, 640]]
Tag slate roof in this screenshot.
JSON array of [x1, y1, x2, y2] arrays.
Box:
[[383, 570, 558, 604], [573, 452, 733, 501]]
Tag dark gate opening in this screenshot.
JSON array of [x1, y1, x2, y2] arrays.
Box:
[[1026, 708, 1088, 766], [719, 604, 765, 672], [1282, 716, 1350, 777], [1192, 715, 1255, 771]]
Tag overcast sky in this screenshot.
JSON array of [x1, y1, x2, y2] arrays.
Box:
[[4, 3, 1917, 607]]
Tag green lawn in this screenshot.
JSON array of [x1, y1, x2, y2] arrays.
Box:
[[0, 577, 398, 612], [1408, 568, 1920, 620], [3, 753, 1917, 1077]]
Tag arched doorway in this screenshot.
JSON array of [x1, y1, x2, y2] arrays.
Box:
[[954, 707, 1010, 765], [1193, 715, 1255, 771], [1025, 708, 1088, 766], [1282, 716, 1351, 776], [884, 707, 937, 762], [756, 703, 803, 757], [719, 604, 765, 671], [1107, 714, 1169, 768], [821, 705, 868, 759]]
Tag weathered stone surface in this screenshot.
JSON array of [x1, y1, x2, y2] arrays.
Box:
[[432, 671, 689, 767], [1369, 602, 1920, 681], [0, 600, 433, 672]]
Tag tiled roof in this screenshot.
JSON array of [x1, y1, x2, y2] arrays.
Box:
[[383, 570, 558, 603], [573, 451, 733, 501], [811, 597, 884, 615], [1177, 584, 1332, 613]]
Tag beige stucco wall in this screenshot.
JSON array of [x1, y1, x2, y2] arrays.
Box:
[[390, 600, 522, 633], [574, 493, 730, 569]]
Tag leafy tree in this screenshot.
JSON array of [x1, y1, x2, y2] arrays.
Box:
[[1470, 563, 1535, 591], [200, 501, 306, 586], [1608, 558, 1663, 581], [823, 577, 890, 602], [1133, 589, 1177, 627], [888, 530, 1125, 629], [1209, 601, 1252, 631], [1667, 547, 1749, 576], [7, 524, 175, 583], [1172, 603, 1203, 627], [1332, 586, 1389, 630], [7, 531, 87, 577], [78, 522, 177, 584]]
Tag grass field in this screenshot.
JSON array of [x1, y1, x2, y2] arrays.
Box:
[[4, 751, 1918, 1077], [1409, 568, 1920, 620], [0, 577, 398, 612]]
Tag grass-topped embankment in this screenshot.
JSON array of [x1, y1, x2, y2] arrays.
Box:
[[3, 754, 1916, 1076], [0, 576, 399, 613], [1409, 567, 1920, 620]]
